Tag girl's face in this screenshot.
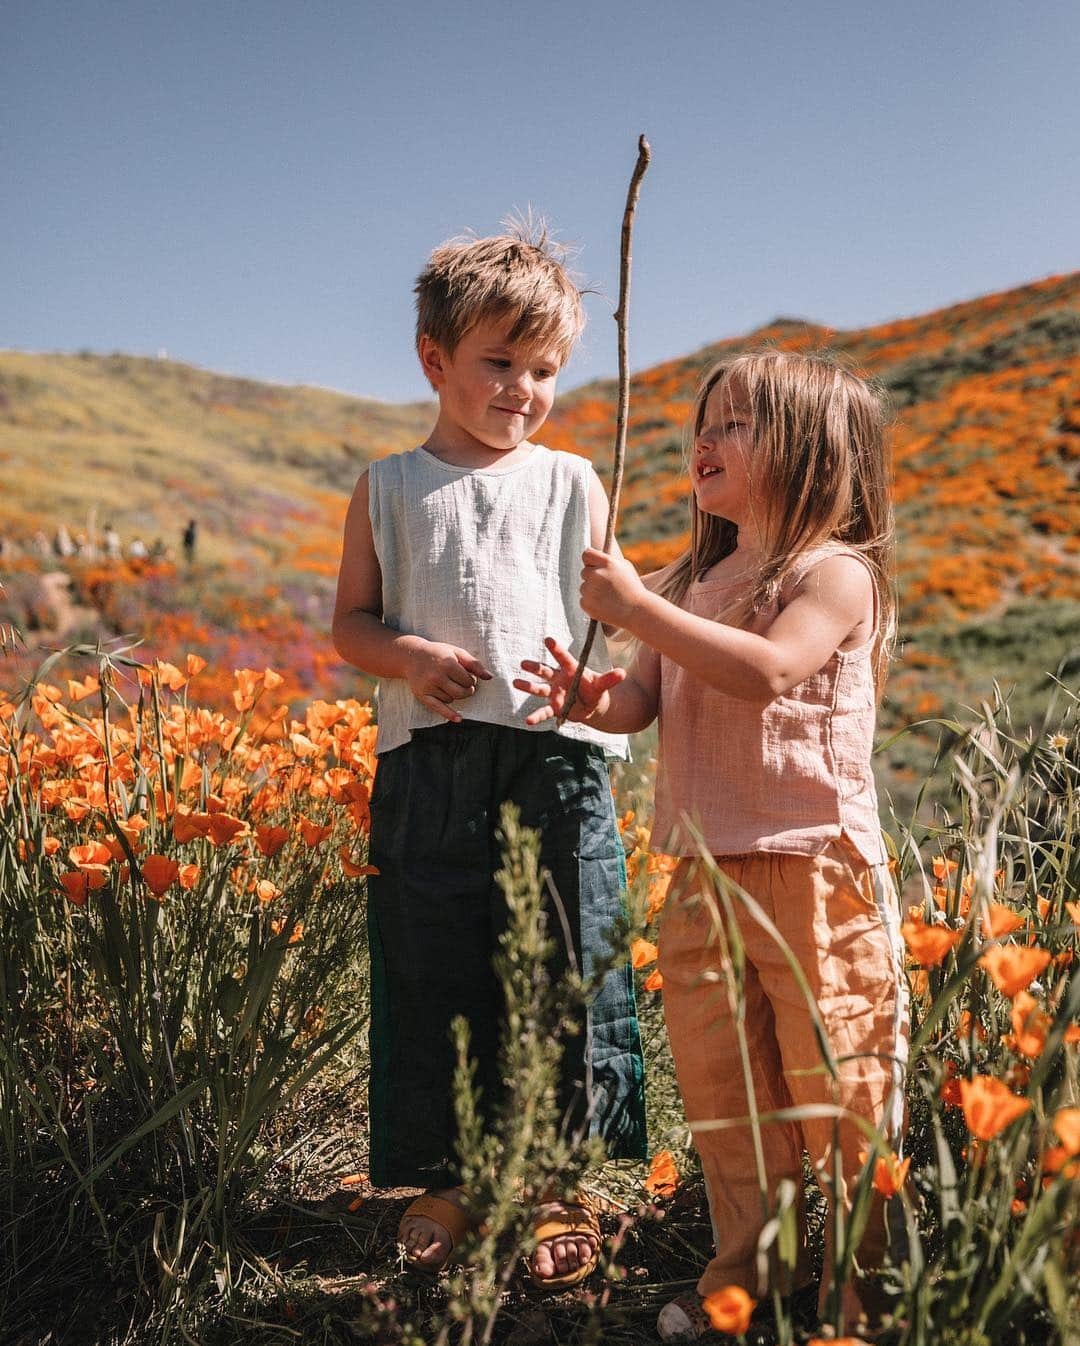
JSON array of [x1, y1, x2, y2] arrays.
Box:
[[692, 381, 759, 533]]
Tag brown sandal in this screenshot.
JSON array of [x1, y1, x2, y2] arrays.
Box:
[[398, 1188, 478, 1272], [528, 1193, 602, 1289]]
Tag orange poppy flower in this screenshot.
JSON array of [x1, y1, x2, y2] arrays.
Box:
[[933, 856, 959, 880], [983, 903, 1024, 939], [68, 841, 110, 889], [206, 813, 246, 847], [263, 668, 284, 692], [1065, 900, 1080, 927], [185, 652, 207, 677], [1009, 992, 1051, 1058], [1041, 1147, 1079, 1179], [859, 1148, 910, 1198], [644, 1149, 679, 1197], [142, 855, 180, 898], [643, 969, 664, 992], [69, 840, 112, 869], [270, 917, 304, 944], [232, 669, 262, 713], [155, 661, 187, 692], [959, 1076, 1031, 1141], [631, 938, 658, 969], [299, 816, 333, 847], [901, 919, 961, 967], [256, 879, 282, 903], [60, 871, 90, 905], [646, 872, 672, 921], [979, 946, 1052, 998], [67, 675, 100, 703], [178, 862, 200, 890], [339, 845, 378, 879], [703, 1286, 755, 1335], [173, 809, 212, 843], [1053, 1107, 1080, 1157], [255, 825, 290, 859]]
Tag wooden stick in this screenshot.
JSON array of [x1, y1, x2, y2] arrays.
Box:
[[558, 134, 651, 725]]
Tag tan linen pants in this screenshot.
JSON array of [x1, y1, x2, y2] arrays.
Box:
[[658, 839, 908, 1302]]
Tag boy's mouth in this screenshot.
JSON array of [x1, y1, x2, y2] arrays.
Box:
[[493, 406, 526, 417], [698, 464, 723, 478]]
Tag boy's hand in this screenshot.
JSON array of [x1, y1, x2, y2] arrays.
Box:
[[514, 636, 626, 725], [403, 637, 492, 723], [580, 548, 647, 630]]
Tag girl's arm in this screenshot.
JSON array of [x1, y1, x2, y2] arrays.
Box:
[[578, 548, 874, 702], [515, 636, 660, 734], [331, 471, 492, 722]]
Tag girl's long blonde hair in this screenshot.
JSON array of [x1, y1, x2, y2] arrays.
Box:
[[657, 349, 897, 695]]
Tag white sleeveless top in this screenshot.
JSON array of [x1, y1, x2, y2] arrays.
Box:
[[367, 444, 629, 759]]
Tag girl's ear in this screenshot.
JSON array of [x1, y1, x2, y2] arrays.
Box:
[[418, 334, 448, 389]]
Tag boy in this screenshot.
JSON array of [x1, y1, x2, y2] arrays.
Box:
[[332, 224, 646, 1284]]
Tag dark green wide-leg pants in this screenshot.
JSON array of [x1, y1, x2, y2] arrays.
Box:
[[366, 721, 647, 1188]]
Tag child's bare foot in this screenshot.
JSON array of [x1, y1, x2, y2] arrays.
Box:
[[528, 1196, 601, 1287], [398, 1187, 475, 1270]]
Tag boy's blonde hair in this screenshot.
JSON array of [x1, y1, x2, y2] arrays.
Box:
[[659, 349, 897, 695], [414, 218, 586, 366]]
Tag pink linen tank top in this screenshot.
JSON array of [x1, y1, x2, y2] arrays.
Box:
[[651, 545, 887, 866]]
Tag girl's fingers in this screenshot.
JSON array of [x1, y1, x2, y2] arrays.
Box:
[[543, 636, 579, 675], [524, 703, 556, 726], [594, 667, 627, 691], [512, 677, 552, 698], [582, 547, 607, 567], [519, 660, 556, 680]]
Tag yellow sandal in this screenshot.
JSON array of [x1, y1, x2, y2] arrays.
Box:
[[528, 1193, 602, 1289], [398, 1188, 478, 1273]]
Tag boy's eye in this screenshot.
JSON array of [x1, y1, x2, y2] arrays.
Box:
[[488, 359, 512, 369], [534, 367, 555, 380]]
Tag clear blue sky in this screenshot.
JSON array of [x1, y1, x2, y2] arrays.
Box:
[[4, 1, 1078, 403]]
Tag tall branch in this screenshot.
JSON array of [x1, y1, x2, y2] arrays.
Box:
[[558, 134, 651, 725]]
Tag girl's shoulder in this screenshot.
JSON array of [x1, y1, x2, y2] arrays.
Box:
[[785, 543, 877, 593]]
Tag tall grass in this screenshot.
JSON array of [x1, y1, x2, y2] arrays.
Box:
[[0, 642, 1077, 1343]]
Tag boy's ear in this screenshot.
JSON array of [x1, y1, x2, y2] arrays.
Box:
[[417, 334, 449, 389]]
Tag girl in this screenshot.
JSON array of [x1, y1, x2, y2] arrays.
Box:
[[515, 350, 908, 1336]]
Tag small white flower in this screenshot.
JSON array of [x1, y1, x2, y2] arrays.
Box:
[[930, 909, 950, 926], [1029, 980, 1046, 996]]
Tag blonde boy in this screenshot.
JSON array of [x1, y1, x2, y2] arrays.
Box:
[[332, 224, 646, 1284]]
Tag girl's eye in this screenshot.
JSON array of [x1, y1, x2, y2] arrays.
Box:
[[488, 359, 511, 369], [534, 367, 555, 380]]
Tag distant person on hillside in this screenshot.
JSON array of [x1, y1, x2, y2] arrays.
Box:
[[103, 524, 122, 560], [520, 351, 905, 1339], [53, 524, 76, 559], [332, 222, 645, 1287], [127, 536, 148, 560], [182, 518, 197, 564]]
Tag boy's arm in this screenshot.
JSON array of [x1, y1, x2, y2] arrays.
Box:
[[332, 471, 492, 722]]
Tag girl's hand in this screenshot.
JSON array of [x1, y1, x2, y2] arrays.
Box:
[[580, 548, 647, 629], [403, 637, 492, 723], [514, 636, 627, 725]]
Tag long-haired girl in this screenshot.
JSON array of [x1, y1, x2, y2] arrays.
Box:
[[516, 350, 907, 1336]]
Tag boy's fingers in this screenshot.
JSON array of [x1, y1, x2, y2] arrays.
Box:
[[582, 547, 607, 567], [524, 704, 556, 726], [455, 651, 492, 679], [419, 694, 461, 723]]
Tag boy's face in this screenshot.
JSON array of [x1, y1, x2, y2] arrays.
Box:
[[420, 318, 562, 455]]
